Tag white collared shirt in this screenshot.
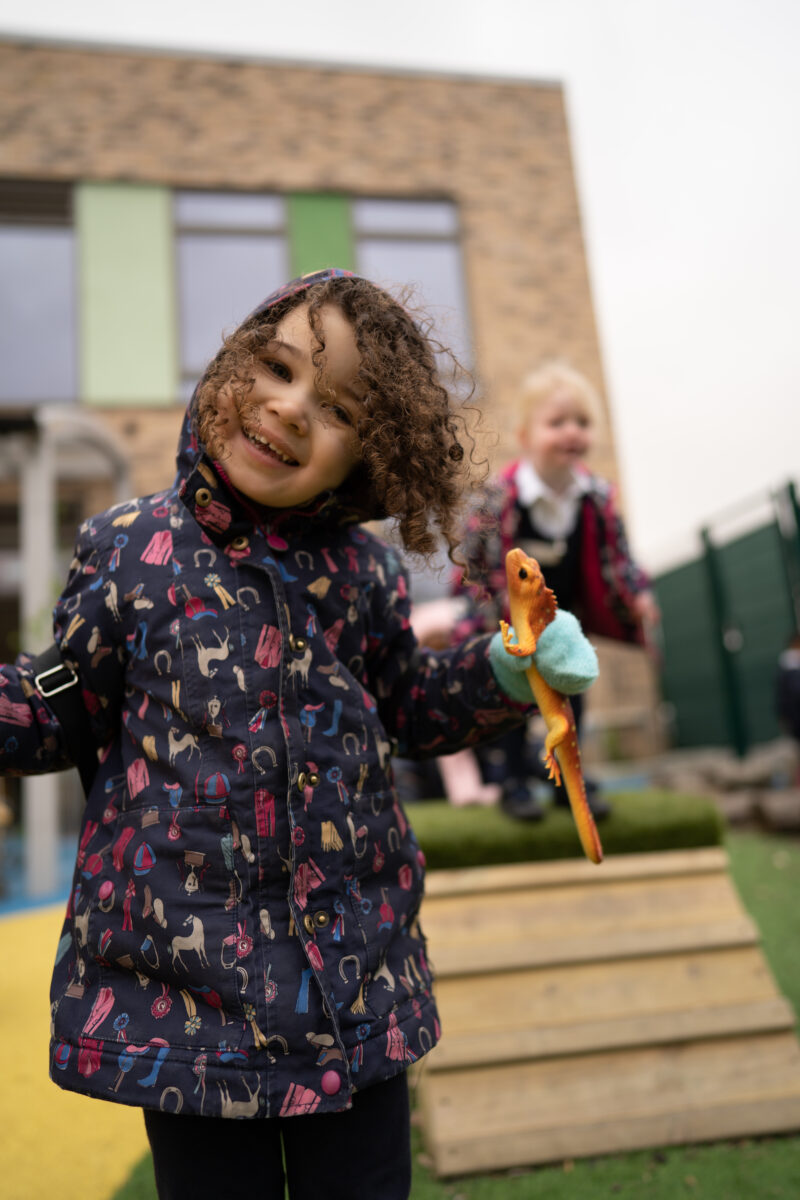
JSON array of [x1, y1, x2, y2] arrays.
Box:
[[514, 460, 590, 540]]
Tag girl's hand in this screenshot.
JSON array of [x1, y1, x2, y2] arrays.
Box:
[[409, 597, 467, 650], [488, 610, 599, 703], [632, 590, 662, 661], [632, 589, 661, 631]]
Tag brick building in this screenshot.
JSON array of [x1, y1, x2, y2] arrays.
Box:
[[0, 37, 659, 875]]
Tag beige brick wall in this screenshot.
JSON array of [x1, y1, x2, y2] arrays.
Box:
[[0, 38, 662, 754], [0, 40, 614, 471]]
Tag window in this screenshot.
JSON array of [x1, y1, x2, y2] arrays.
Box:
[[173, 192, 472, 402], [0, 181, 77, 405], [353, 198, 472, 599], [175, 191, 289, 399], [353, 198, 471, 367]]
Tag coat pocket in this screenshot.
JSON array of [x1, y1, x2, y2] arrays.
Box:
[[80, 805, 250, 1052]]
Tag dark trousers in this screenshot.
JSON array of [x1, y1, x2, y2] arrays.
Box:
[[144, 1071, 411, 1200], [479, 693, 585, 788]]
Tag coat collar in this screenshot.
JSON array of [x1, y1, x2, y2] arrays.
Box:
[[177, 440, 362, 555]]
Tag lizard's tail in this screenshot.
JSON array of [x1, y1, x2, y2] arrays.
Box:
[[554, 746, 603, 865]]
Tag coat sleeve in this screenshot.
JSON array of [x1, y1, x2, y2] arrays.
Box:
[[578, 482, 651, 644], [598, 484, 651, 597], [0, 653, 72, 775], [365, 547, 528, 760], [0, 513, 126, 777]]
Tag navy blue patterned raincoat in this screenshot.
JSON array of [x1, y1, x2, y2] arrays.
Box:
[[0, 276, 529, 1120]]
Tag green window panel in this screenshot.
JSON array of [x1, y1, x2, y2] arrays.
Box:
[[76, 183, 177, 405], [287, 194, 354, 278]]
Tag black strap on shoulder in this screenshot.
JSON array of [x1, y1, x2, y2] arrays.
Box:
[[31, 643, 98, 796]]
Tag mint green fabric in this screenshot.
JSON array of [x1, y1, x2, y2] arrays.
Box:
[[489, 610, 599, 703]]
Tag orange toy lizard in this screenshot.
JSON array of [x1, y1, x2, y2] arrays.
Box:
[[500, 547, 603, 864]]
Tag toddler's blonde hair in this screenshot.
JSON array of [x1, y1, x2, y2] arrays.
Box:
[[518, 360, 602, 428]]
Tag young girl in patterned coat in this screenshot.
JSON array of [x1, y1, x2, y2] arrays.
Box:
[[0, 272, 597, 1199]]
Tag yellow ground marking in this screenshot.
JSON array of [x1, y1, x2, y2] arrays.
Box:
[[0, 904, 149, 1200]]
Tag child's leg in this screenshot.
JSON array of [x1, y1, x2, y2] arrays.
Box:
[[438, 748, 501, 806], [281, 1071, 411, 1200], [144, 1106, 285, 1198], [479, 725, 545, 820]]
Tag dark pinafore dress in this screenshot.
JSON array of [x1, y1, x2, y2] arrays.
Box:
[[479, 500, 585, 788]]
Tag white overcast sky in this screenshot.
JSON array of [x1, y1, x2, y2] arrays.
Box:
[[3, 0, 799, 572]]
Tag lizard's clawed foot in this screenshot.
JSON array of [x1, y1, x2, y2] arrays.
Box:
[[499, 620, 523, 655], [544, 751, 562, 787]]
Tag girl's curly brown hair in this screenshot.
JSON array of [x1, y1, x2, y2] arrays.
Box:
[[194, 275, 484, 560]]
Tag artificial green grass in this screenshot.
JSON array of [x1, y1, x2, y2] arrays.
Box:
[[111, 823, 800, 1200], [110, 1157, 157, 1200], [726, 828, 800, 1022], [407, 1126, 800, 1198], [407, 789, 724, 870]]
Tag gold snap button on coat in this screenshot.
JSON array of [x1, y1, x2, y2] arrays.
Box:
[[296, 772, 308, 791], [308, 772, 320, 787], [195, 488, 212, 508], [230, 535, 249, 551], [313, 911, 330, 929], [303, 913, 315, 935]]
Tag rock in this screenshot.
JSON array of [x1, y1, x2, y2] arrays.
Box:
[[758, 789, 800, 831], [711, 789, 759, 825]]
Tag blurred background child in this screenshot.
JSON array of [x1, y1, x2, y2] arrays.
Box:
[[451, 360, 659, 819]]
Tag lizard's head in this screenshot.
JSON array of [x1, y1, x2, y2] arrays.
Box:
[[505, 547, 558, 634], [506, 547, 546, 594]]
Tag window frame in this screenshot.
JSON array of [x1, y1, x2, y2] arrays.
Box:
[[173, 189, 290, 399], [352, 194, 474, 369], [0, 180, 78, 407]]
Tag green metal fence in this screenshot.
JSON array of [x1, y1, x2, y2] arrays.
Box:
[[654, 482, 800, 755]]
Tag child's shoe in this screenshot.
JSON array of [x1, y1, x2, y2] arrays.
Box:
[[500, 779, 545, 821]]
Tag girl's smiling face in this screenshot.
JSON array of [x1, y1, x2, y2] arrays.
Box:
[[213, 302, 363, 509]]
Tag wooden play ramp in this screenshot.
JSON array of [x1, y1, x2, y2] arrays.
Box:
[[415, 847, 800, 1177]]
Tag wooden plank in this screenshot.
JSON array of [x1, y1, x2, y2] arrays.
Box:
[[429, 916, 757, 975], [432, 946, 781, 1038], [426, 997, 795, 1068], [423, 872, 746, 948], [419, 1031, 800, 1176], [426, 1094, 800, 1176], [423, 847, 730, 898], [422, 864, 757, 974], [424, 1032, 800, 1136]]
